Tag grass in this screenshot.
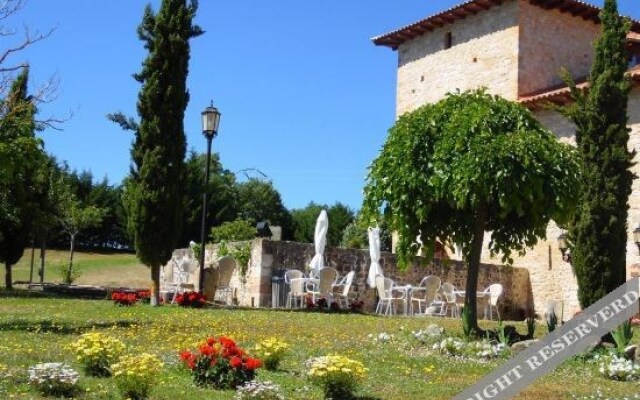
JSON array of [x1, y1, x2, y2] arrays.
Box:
[[9, 249, 150, 288], [0, 297, 638, 400]]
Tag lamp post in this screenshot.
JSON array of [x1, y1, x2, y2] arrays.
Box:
[[199, 102, 221, 294], [633, 224, 640, 254], [557, 232, 571, 263]]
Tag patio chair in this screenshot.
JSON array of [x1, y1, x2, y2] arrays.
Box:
[[410, 275, 441, 315], [333, 270, 355, 308], [203, 256, 235, 305], [284, 269, 306, 309], [375, 275, 408, 316], [437, 283, 459, 318], [308, 267, 338, 304], [482, 283, 503, 320], [171, 256, 196, 304]]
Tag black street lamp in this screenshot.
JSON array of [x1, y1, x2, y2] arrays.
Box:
[[199, 102, 221, 294]]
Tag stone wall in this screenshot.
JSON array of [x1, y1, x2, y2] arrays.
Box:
[[518, 1, 600, 95], [167, 239, 532, 319], [474, 88, 640, 321], [395, 0, 519, 116]]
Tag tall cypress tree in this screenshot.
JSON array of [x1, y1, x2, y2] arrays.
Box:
[[563, 0, 633, 308], [0, 68, 43, 289], [127, 0, 202, 303]]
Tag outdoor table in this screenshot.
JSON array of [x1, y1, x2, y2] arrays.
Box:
[[290, 277, 319, 292], [392, 284, 413, 315]]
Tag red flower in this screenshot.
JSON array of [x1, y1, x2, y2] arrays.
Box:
[[206, 337, 216, 346], [199, 345, 215, 357], [219, 337, 236, 348], [179, 350, 192, 361], [244, 358, 262, 371], [229, 356, 242, 368]]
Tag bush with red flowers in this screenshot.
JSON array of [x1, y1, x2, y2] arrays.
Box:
[[111, 291, 138, 306], [349, 300, 365, 313], [179, 336, 261, 389], [175, 291, 206, 308]]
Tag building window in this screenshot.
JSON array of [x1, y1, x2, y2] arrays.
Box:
[[444, 32, 453, 49]]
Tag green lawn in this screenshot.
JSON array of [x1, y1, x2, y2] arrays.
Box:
[[8, 249, 150, 288], [0, 297, 637, 400]]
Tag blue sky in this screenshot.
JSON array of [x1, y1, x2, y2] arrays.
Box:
[[15, 0, 640, 211]]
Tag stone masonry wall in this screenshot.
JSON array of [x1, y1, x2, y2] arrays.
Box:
[[262, 240, 532, 319], [476, 88, 640, 321], [170, 239, 532, 319], [518, 1, 600, 96], [395, 0, 519, 116]]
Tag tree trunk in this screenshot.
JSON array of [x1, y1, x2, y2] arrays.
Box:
[[39, 235, 46, 284], [29, 239, 35, 284], [151, 264, 161, 306], [5, 262, 13, 290], [465, 201, 488, 336], [67, 234, 76, 283]]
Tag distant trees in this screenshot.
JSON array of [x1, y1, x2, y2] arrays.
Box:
[[0, 68, 46, 289], [113, 0, 202, 303], [291, 202, 355, 246], [561, 0, 634, 308]]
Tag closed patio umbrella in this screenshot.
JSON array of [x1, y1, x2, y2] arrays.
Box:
[[309, 210, 328, 277], [367, 226, 382, 288]]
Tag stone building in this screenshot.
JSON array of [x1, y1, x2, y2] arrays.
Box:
[[373, 0, 640, 320]]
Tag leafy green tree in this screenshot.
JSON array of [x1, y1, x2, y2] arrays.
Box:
[[561, 0, 634, 308], [326, 203, 355, 247], [291, 202, 325, 244], [210, 220, 256, 243], [291, 202, 354, 247], [363, 90, 580, 334], [179, 151, 239, 246], [236, 178, 293, 239], [0, 68, 46, 289], [341, 213, 392, 251], [112, 0, 202, 303], [58, 184, 105, 283]]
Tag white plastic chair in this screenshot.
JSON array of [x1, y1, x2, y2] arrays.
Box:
[[333, 271, 355, 308], [308, 267, 338, 304], [212, 257, 236, 305], [411, 275, 441, 315], [437, 283, 459, 318], [171, 256, 196, 304], [284, 269, 306, 308], [483, 283, 504, 320], [375, 275, 407, 316]]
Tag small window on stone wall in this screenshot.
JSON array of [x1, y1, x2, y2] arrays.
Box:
[[444, 32, 453, 49]]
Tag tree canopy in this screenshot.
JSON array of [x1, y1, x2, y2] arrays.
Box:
[[363, 89, 580, 333], [119, 0, 202, 303], [561, 0, 633, 308]]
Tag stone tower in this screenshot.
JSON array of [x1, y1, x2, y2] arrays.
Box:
[[374, 0, 640, 319]]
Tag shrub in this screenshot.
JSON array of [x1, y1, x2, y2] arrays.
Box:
[[112, 291, 138, 306], [180, 336, 261, 389], [599, 354, 640, 381], [28, 362, 79, 397], [57, 263, 81, 284], [175, 291, 206, 308], [306, 355, 367, 400], [111, 353, 163, 400], [254, 338, 289, 371], [70, 332, 125, 376], [234, 381, 285, 400], [211, 220, 256, 243]]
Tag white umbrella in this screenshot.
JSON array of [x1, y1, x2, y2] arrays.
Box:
[[309, 210, 329, 277], [367, 226, 382, 288]]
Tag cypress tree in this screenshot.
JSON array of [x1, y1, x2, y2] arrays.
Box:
[[0, 68, 43, 289], [127, 0, 202, 303], [564, 0, 633, 308]]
